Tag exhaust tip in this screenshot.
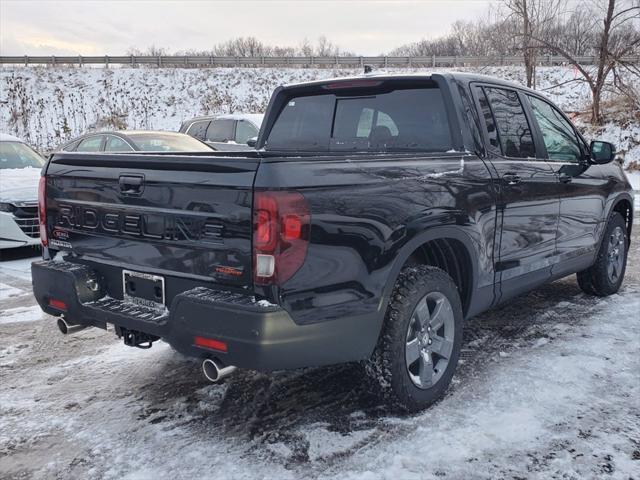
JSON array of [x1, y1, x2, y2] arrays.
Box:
[[202, 358, 220, 382], [57, 317, 87, 335], [57, 318, 70, 334], [202, 358, 236, 383]]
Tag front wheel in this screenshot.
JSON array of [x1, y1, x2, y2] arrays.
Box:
[[366, 266, 463, 412], [577, 212, 628, 297]]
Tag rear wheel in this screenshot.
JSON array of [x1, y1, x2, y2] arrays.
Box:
[[577, 212, 628, 297], [366, 266, 463, 412]]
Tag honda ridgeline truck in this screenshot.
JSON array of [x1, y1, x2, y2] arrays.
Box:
[[32, 73, 633, 411]]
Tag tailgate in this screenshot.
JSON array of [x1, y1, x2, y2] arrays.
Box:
[[44, 153, 258, 288]]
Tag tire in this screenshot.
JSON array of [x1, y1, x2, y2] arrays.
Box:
[[366, 265, 463, 412], [577, 212, 628, 297]]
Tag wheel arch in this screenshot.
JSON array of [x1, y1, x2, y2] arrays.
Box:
[[610, 194, 633, 243], [381, 227, 480, 321]]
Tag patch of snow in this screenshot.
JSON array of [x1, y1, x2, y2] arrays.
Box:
[[422, 158, 465, 178], [298, 423, 376, 461], [0, 305, 44, 324], [626, 171, 639, 212], [0, 132, 22, 142], [257, 299, 277, 308], [0, 282, 24, 299], [252, 296, 278, 308], [0, 256, 36, 281], [0, 166, 41, 203]]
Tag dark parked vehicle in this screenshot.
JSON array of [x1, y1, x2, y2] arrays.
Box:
[[61, 131, 214, 153], [33, 73, 633, 411], [179, 114, 263, 151]]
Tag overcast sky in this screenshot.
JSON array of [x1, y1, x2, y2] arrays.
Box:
[[1, 0, 496, 56]]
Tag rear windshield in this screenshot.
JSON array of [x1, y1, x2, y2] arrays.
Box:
[[265, 85, 453, 153], [127, 133, 213, 152]]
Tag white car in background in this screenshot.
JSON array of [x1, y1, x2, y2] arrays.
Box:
[[179, 113, 264, 151], [0, 133, 44, 249]]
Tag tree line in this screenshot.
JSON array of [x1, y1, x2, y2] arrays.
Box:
[[128, 36, 354, 60]]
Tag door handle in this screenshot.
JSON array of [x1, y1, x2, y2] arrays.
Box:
[[559, 172, 572, 184], [119, 175, 144, 194], [503, 173, 522, 185]]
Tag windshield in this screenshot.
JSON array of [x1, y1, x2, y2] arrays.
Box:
[[128, 133, 213, 152], [0, 142, 44, 169], [265, 85, 453, 153]]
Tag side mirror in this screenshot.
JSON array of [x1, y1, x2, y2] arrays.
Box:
[[590, 140, 615, 164], [246, 137, 258, 148]]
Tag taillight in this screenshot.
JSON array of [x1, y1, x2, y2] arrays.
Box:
[[253, 191, 310, 285], [38, 176, 48, 247]]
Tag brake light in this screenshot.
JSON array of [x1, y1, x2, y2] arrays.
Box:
[[253, 191, 310, 285], [322, 80, 383, 90], [38, 176, 48, 247]]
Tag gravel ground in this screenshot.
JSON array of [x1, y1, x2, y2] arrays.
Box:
[[0, 224, 638, 480]]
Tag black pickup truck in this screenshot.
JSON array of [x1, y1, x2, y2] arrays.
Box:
[[32, 73, 633, 411]]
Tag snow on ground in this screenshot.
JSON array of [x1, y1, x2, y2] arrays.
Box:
[[0, 305, 43, 325], [0, 282, 24, 299], [0, 254, 36, 281], [0, 225, 638, 479], [1, 65, 638, 168], [628, 171, 640, 210]]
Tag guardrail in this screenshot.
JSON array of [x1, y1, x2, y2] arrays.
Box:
[[2, 55, 639, 68]]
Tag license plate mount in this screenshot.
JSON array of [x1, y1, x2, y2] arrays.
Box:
[[122, 269, 166, 312]]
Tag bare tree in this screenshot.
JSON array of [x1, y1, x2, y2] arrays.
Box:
[[501, 0, 563, 88], [557, 9, 598, 56], [527, 0, 640, 123]]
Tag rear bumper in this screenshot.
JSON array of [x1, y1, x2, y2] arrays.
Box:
[[32, 260, 376, 371]]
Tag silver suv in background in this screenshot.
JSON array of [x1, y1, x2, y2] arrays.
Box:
[[179, 114, 263, 151]]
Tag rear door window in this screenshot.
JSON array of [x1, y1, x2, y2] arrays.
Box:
[[483, 87, 535, 159], [187, 120, 210, 141], [206, 119, 235, 143], [76, 135, 105, 152], [265, 85, 453, 153]]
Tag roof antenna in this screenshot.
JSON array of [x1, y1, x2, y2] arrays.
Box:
[[364, 65, 373, 74]]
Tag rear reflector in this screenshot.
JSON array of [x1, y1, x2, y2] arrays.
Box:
[[48, 298, 67, 311], [194, 336, 228, 353]]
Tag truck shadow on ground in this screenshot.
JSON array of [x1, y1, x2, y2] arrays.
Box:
[[135, 277, 605, 463]]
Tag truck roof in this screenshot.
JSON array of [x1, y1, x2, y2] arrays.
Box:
[[282, 71, 530, 93]]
